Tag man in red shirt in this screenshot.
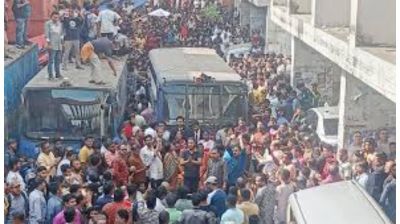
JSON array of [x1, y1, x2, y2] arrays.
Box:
[[103, 189, 131, 224], [112, 145, 129, 187]]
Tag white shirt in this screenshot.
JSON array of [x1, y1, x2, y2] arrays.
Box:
[[98, 9, 121, 34], [140, 146, 163, 180], [56, 158, 71, 176], [276, 183, 295, 222], [356, 173, 369, 189], [6, 171, 25, 191], [199, 139, 215, 150]]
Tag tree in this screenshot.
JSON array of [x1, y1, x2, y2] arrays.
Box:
[[200, 4, 222, 22]]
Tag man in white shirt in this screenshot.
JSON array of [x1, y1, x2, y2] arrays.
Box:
[[140, 135, 164, 189], [7, 160, 26, 191], [98, 3, 121, 39]]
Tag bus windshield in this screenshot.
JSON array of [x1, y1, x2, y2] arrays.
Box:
[[163, 84, 246, 123], [24, 89, 107, 140]]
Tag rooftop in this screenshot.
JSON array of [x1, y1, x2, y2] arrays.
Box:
[[5, 45, 34, 67], [24, 56, 127, 91], [148, 48, 242, 83]]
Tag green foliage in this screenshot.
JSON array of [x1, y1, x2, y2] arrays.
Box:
[[201, 4, 222, 22]]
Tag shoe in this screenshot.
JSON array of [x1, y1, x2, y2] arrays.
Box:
[[89, 80, 96, 84], [16, 45, 25, 49], [48, 77, 54, 81], [76, 66, 84, 70], [56, 75, 64, 79]]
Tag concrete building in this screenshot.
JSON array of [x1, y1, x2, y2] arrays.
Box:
[[269, 0, 396, 148], [237, 0, 292, 55]]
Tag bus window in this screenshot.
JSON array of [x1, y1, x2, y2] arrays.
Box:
[[25, 89, 106, 140], [187, 85, 220, 120]]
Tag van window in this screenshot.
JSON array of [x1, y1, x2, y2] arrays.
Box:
[[323, 118, 338, 136]]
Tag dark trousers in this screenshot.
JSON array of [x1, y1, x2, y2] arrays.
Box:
[[184, 176, 199, 193], [150, 178, 163, 189]]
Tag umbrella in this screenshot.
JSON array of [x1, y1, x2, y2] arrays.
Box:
[[148, 8, 171, 17]]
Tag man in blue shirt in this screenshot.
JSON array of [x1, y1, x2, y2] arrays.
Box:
[[46, 182, 63, 224], [223, 144, 246, 192], [205, 176, 227, 218], [95, 182, 114, 209]]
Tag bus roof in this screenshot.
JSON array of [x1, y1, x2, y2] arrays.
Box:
[[23, 56, 127, 92], [289, 180, 392, 224], [148, 48, 242, 83]]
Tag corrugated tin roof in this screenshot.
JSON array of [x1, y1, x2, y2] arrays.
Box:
[[290, 180, 392, 224], [24, 56, 127, 91], [148, 48, 242, 83]]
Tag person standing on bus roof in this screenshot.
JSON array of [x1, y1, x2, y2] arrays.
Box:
[[45, 11, 64, 80], [80, 36, 117, 85]]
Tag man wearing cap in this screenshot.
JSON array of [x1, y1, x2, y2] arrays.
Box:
[[5, 139, 18, 170], [79, 136, 94, 165], [205, 176, 227, 218]]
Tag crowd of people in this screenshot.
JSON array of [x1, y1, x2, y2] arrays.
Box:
[[4, 0, 396, 224]]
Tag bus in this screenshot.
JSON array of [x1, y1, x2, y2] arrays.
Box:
[[148, 48, 248, 128], [19, 58, 129, 157]]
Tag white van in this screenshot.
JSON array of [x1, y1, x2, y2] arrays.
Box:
[[305, 106, 339, 146], [287, 180, 392, 224]]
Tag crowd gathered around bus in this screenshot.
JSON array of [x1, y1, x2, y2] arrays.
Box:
[[4, 0, 396, 224]]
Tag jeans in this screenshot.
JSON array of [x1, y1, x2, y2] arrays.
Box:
[[48, 49, 62, 78], [16, 18, 28, 46]]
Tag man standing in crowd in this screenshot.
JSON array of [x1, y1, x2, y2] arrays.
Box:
[[28, 179, 47, 224], [12, 0, 31, 49], [37, 141, 58, 178], [98, 3, 121, 39], [180, 138, 202, 193], [205, 176, 227, 218], [6, 180, 28, 224], [45, 11, 63, 80], [61, 6, 84, 70]]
